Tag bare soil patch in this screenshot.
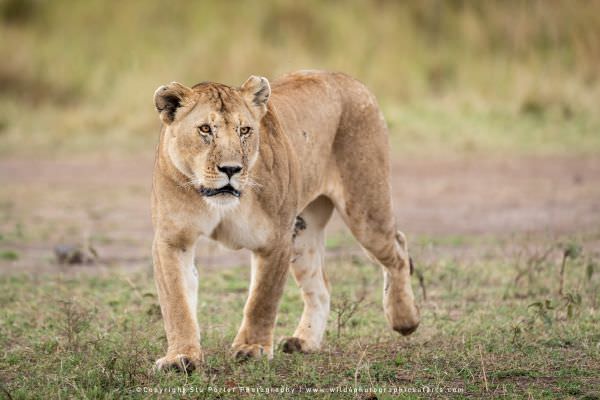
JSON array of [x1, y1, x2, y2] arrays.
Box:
[[1, 153, 598, 273]]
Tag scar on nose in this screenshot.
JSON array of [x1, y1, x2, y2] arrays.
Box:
[[293, 216, 307, 239]]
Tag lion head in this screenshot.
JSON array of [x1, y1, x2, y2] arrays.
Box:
[[153, 76, 270, 208]]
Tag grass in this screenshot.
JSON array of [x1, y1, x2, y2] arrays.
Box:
[[1, 0, 600, 156], [1, 240, 598, 399], [0, 250, 18, 261]]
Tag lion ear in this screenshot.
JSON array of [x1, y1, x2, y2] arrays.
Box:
[[240, 75, 271, 115], [153, 82, 192, 124]]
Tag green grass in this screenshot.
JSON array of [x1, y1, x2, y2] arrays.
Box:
[[0, 250, 18, 261], [1, 243, 598, 399]]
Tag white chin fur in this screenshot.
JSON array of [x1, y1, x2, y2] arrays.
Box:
[[204, 195, 240, 212]]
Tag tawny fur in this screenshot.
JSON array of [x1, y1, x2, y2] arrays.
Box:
[[151, 70, 419, 371]]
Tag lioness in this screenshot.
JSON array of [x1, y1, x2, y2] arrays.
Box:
[[151, 70, 419, 372]]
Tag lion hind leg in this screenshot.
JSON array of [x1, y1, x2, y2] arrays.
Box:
[[328, 131, 420, 335], [281, 196, 334, 353]]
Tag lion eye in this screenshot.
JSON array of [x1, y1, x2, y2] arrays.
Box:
[[198, 124, 212, 134], [239, 126, 251, 136]]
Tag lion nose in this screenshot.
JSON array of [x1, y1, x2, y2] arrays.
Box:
[[218, 164, 242, 179]]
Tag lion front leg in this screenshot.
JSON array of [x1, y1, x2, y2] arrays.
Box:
[[153, 235, 202, 373], [232, 247, 291, 360]]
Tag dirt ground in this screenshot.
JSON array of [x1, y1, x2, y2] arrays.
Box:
[[1, 153, 599, 273]]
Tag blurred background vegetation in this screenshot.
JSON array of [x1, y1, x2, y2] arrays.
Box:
[[1, 0, 599, 156]]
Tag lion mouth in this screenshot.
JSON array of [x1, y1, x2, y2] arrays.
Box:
[[199, 184, 241, 198]]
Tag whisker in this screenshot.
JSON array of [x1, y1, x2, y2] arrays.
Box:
[[243, 176, 263, 193], [178, 176, 202, 190]]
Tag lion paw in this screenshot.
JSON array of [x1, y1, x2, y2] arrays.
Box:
[[232, 344, 270, 361], [279, 337, 315, 354], [154, 353, 201, 374]]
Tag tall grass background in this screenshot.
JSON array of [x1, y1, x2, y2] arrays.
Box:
[[1, 0, 599, 155]]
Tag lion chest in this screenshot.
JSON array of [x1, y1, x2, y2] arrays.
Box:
[[208, 207, 272, 251]]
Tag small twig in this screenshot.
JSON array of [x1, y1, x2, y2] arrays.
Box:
[[359, 344, 375, 389], [559, 254, 567, 296], [416, 269, 427, 301], [354, 346, 368, 388], [478, 344, 488, 392], [334, 291, 366, 338], [125, 277, 143, 301]]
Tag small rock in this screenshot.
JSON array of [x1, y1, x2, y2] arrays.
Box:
[[54, 244, 98, 265]]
